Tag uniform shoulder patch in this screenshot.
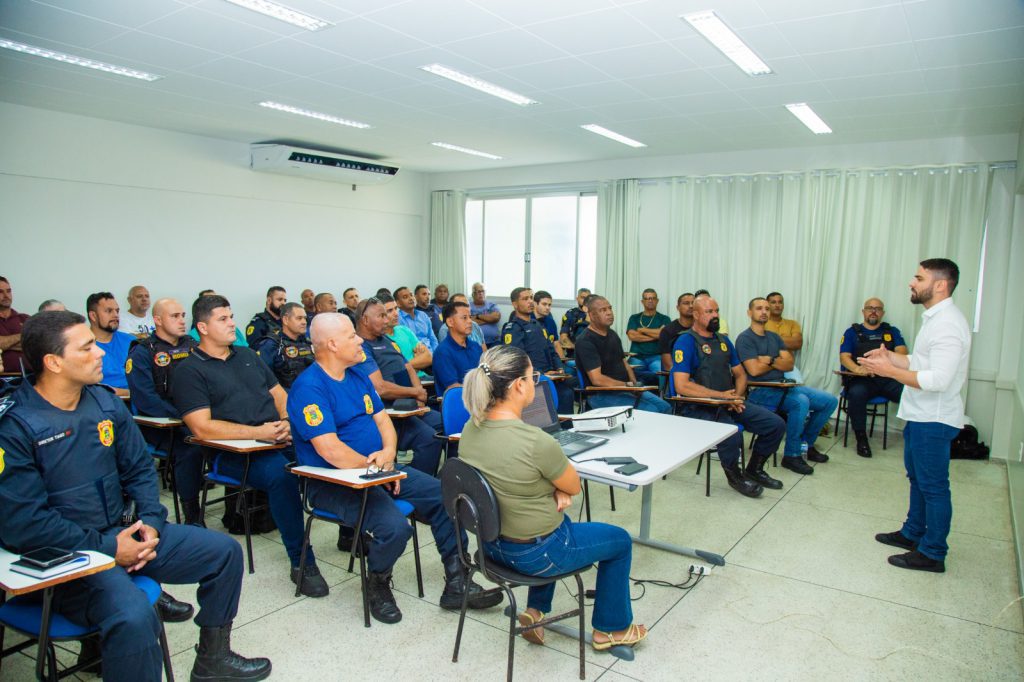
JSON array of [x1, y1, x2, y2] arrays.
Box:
[[503, 333, 512, 344], [0, 446, 5, 476], [674, 349, 683, 363], [391, 342, 401, 354], [97, 419, 114, 447], [720, 342, 728, 352], [363, 394, 374, 414], [125, 358, 133, 375], [303, 404, 324, 427], [883, 333, 892, 342], [246, 324, 255, 337]]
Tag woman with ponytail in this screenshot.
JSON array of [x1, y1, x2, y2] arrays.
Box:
[[458, 345, 647, 650]]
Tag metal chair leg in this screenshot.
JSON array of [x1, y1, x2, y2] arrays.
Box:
[[608, 486, 616, 512], [582, 480, 592, 522], [410, 518, 424, 598], [295, 515, 315, 598]]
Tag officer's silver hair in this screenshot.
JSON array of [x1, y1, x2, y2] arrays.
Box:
[[309, 312, 349, 349], [37, 299, 65, 312]]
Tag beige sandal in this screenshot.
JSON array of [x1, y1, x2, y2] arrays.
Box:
[[592, 623, 648, 651], [518, 610, 546, 645]]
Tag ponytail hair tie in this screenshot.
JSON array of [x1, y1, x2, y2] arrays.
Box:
[[480, 362, 491, 375]]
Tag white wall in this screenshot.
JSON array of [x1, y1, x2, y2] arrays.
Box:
[[0, 102, 428, 323]]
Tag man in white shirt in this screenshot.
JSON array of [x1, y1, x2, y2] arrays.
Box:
[[120, 284, 155, 337], [858, 258, 970, 573]]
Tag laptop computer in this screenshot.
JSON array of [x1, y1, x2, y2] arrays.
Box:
[[522, 381, 608, 458]]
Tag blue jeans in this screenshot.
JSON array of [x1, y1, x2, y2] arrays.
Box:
[[747, 386, 839, 457], [485, 515, 633, 633], [900, 421, 958, 560], [214, 447, 310, 567], [681, 402, 785, 467], [628, 355, 661, 385], [588, 390, 671, 414], [308, 466, 463, 574]]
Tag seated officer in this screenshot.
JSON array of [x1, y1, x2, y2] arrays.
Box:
[[355, 298, 443, 476], [559, 287, 591, 356], [671, 297, 786, 498], [381, 293, 432, 376], [575, 295, 671, 414], [301, 288, 316, 316], [339, 287, 360, 324], [396, 286, 438, 352], [172, 294, 329, 598], [533, 290, 566, 362], [659, 293, 694, 370], [433, 301, 483, 392], [625, 288, 671, 384], [126, 298, 205, 527], [287, 313, 502, 624], [438, 293, 488, 348], [737, 297, 837, 477], [0, 311, 269, 682], [315, 291, 338, 316], [840, 297, 907, 457], [254, 302, 313, 390], [501, 287, 575, 409], [414, 284, 443, 336], [87, 291, 135, 397], [245, 285, 286, 345]]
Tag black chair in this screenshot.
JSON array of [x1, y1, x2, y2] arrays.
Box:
[[440, 459, 588, 682], [835, 392, 890, 450]]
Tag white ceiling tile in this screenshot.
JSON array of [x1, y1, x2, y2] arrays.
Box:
[[929, 104, 1024, 128], [361, 0, 512, 45], [233, 38, 357, 76], [775, 5, 912, 54], [188, 57, 296, 88], [913, 27, 1024, 69], [921, 59, 1024, 92], [822, 70, 928, 100], [443, 28, 568, 70], [760, 0, 906, 23], [656, 89, 755, 115], [703, 57, 819, 90], [685, 108, 769, 128], [628, 69, 724, 98], [738, 81, 834, 108], [139, 6, 283, 54], [804, 42, 920, 79], [584, 99, 677, 123], [669, 34, 733, 70], [314, 64, 421, 93], [579, 42, 696, 80], [523, 7, 663, 55], [548, 80, 649, 107], [375, 82, 480, 109], [499, 57, 612, 90], [0, 2, 129, 48], [91, 30, 221, 71], [296, 17, 430, 60], [731, 23, 799, 61], [33, 0, 189, 30], [464, 0, 617, 27], [902, 0, 1024, 40]]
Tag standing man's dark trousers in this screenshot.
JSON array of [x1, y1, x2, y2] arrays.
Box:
[[53, 524, 243, 682], [845, 376, 903, 432]]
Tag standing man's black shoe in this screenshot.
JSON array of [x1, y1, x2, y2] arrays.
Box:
[[367, 571, 403, 624], [806, 446, 829, 463], [781, 456, 813, 475], [157, 591, 195, 623], [875, 531, 916, 551], [888, 550, 944, 573], [190, 622, 272, 681], [855, 432, 873, 458]]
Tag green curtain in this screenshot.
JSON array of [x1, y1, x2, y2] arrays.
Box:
[[428, 189, 467, 293], [596, 179, 641, 336]]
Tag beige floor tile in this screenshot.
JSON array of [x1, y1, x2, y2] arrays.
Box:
[[727, 499, 1023, 632], [615, 564, 1023, 681]]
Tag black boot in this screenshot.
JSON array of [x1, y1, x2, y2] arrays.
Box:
[[182, 498, 206, 527], [855, 431, 873, 458], [367, 571, 403, 624], [76, 636, 102, 675], [157, 590, 195, 623], [190, 622, 272, 682], [723, 462, 763, 498], [781, 455, 814, 475], [440, 555, 504, 611], [744, 453, 782, 490]]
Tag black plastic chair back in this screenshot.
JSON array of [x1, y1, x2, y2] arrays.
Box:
[[440, 458, 501, 543]]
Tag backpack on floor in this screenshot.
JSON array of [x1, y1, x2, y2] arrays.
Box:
[[950, 425, 989, 460]]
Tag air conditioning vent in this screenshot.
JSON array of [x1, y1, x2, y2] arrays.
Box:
[[250, 144, 399, 185]]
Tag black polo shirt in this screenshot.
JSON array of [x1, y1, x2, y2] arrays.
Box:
[[172, 345, 280, 426], [657, 319, 691, 356], [574, 328, 629, 385]]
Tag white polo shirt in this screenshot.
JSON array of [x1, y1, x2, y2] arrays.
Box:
[[897, 297, 971, 429], [120, 311, 155, 335]]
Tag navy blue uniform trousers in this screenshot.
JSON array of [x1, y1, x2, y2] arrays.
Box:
[[395, 409, 443, 476], [52, 524, 242, 682], [682, 402, 785, 467]]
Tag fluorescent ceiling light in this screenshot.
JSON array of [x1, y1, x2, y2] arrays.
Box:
[[580, 124, 646, 148], [420, 64, 538, 106], [682, 10, 772, 76], [258, 101, 371, 129], [432, 142, 503, 160], [785, 103, 832, 134], [222, 0, 332, 31], [0, 38, 162, 81]]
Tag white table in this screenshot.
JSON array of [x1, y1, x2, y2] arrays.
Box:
[[566, 410, 737, 566]]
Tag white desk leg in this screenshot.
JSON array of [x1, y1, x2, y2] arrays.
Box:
[[631, 484, 726, 566]]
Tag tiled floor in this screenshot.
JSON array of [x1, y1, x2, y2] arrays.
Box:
[[3, 430, 1022, 681]]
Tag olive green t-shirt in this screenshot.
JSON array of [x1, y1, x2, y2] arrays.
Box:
[[458, 419, 569, 540]]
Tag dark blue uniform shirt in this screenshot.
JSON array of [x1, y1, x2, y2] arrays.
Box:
[[245, 310, 282, 346], [432, 333, 483, 392], [501, 315, 561, 373]]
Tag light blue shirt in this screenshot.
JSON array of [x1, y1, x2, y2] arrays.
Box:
[[438, 321, 487, 348], [398, 308, 438, 352]]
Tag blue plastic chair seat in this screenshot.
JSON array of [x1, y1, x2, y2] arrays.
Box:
[[0, 576, 160, 638], [205, 471, 242, 487]]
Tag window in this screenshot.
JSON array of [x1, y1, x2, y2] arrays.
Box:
[[465, 193, 597, 301]]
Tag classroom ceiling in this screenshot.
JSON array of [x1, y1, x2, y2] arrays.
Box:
[[1, 0, 1022, 172]]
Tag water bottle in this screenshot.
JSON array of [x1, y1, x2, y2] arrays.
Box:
[[800, 442, 809, 460]]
